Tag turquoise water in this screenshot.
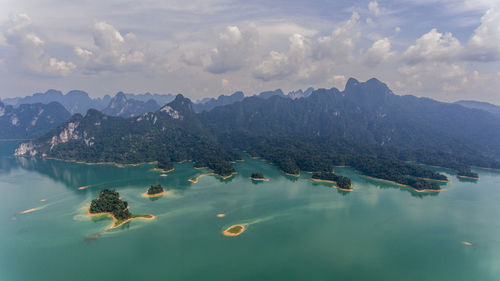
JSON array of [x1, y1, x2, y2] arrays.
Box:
[[1, 141, 500, 281]]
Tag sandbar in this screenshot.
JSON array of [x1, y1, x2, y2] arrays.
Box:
[[40, 199, 46, 202], [216, 213, 226, 218], [154, 167, 174, 173], [141, 190, 167, 198], [20, 208, 37, 214], [460, 241, 473, 246], [222, 224, 246, 237], [87, 210, 155, 230], [78, 185, 89, 190], [160, 174, 168, 177]]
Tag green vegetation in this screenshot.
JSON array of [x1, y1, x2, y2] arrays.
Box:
[[251, 172, 264, 179], [312, 172, 352, 190], [226, 225, 243, 234], [89, 189, 131, 221], [147, 184, 164, 195]]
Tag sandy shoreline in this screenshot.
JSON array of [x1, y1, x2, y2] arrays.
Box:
[[220, 172, 237, 180], [457, 175, 480, 180], [222, 224, 246, 236], [283, 171, 300, 177], [154, 167, 174, 173], [250, 177, 270, 181], [188, 173, 215, 183], [141, 190, 167, 198], [310, 178, 353, 191], [87, 210, 155, 230]]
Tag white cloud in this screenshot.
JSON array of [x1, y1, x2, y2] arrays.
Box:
[[402, 28, 463, 64], [313, 12, 360, 63], [253, 33, 311, 81], [368, 1, 381, 16], [75, 21, 152, 72], [364, 37, 395, 66], [205, 25, 258, 74], [2, 13, 75, 76], [467, 7, 500, 61]]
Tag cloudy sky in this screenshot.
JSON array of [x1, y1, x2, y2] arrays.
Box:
[[0, 0, 499, 103]]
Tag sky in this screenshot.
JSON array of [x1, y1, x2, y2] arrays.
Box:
[[0, 0, 500, 103]]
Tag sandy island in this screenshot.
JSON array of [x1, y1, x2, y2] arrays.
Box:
[[78, 185, 89, 190], [310, 178, 353, 191], [216, 213, 226, 218], [40, 199, 46, 202], [460, 241, 473, 246], [188, 173, 215, 183], [87, 210, 155, 230], [250, 177, 270, 181], [160, 174, 168, 177], [20, 208, 37, 214], [364, 175, 445, 193], [141, 190, 167, 198], [223, 224, 246, 236]]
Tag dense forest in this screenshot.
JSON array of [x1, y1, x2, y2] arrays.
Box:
[[15, 78, 500, 189], [251, 172, 265, 179], [147, 184, 164, 195], [89, 189, 131, 220]]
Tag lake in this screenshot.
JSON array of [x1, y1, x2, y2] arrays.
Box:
[[0, 141, 499, 281]]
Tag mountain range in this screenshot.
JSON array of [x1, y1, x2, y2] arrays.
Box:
[[14, 78, 500, 191], [0, 101, 70, 139], [102, 92, 161, 117]]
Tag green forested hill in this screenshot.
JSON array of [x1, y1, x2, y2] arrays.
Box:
[[14, 78, 500, 188]]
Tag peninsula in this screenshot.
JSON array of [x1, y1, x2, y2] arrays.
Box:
[[311, 172, 352, 191]]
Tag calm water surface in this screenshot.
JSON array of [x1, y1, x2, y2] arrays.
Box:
[[0, 141, 499, 281]]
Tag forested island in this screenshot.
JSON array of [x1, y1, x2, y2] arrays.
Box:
[[223, 224, 246, 236], [311, 172, 352, 190], [143, 184, 166, 197], [89, 189, 154, 229], [250, 172, 269, 181]]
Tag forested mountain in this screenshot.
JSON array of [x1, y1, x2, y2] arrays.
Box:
[[14, 78, 500, 189], [102, 92, 161, 117], [455, 100, 500, 117], [14, 95, 239, 176], [0, 101, 70, 139]]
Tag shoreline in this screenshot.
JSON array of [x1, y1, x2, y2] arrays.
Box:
[[364, 175, 445, 193], [188, 173, 215, 183], [310, 178, 353, 191], [154, 167, 174, 173], [250, 177, 270, 181], [87, 210, 155, 230], [41, 157, 157, 168], [457, 175, 480, 180], [283, 171, 300, 177], [222, 224, 246, 236], [141, 190, 167, 198], [219, 172, 237, 180]]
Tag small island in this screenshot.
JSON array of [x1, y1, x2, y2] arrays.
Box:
[[457, 169, 480, 180], [222, 224, 246, 236], [142, 184, 166, 198], [311, 172, 353, 191], [88, 189, 154, 229], [250, 172, 269, 181]]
